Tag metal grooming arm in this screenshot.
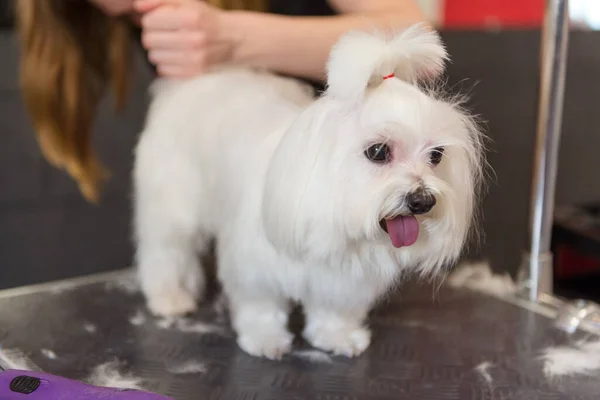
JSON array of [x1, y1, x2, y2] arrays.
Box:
[[517, 0, 569, 301], [516, 0, 600, 335]]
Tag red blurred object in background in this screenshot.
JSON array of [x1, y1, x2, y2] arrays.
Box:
[[443, 0, 545, 29], [555, 245, 600, 279]]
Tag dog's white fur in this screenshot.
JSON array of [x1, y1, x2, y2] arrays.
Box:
[[133, 24, 484, 359]]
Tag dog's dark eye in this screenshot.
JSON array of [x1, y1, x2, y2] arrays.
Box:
[[364, 143, 391, 163], [429, 147, 445, 166]]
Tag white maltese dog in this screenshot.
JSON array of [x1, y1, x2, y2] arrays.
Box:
[[133, 24, 484, 359]]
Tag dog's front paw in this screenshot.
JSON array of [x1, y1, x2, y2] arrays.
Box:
[[140, 262, 205, 317], [237, 327, 294, 360], [147, 289, 198, 317], [304, 322, 371, 357]]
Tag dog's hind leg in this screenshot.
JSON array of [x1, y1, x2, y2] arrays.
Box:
[[133, 131, 208, 317]]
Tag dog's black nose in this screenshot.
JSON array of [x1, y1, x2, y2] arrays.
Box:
[[406, 188, 436, 215]]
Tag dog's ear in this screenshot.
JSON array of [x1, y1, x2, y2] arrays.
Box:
[[261, 103, 347, 262], [325, 23, 448, 100]]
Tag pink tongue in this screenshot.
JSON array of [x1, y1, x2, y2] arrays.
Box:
[[385, 216, 419, 248]]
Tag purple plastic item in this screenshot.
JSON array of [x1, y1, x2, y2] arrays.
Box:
[[0, 369, 173, 399]]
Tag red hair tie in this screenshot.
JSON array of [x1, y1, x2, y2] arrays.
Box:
[[383, 73, 395, 80]]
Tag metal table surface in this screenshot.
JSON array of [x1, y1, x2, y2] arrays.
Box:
[[0, 269, 597, 400]]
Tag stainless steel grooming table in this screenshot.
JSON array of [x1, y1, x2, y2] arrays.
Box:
[[0, 269, 598, 400], [2, 0, 598, 399]]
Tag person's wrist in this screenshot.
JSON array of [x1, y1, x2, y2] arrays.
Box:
[[218, 10, 248, 66]]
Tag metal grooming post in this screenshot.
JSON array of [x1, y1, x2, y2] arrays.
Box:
[[518, 0, 570, 302]]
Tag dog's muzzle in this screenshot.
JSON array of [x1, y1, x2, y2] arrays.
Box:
[[406, 188, 436, 215]]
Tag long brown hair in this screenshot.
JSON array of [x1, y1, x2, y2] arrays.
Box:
[[15, 0, 265, 203]]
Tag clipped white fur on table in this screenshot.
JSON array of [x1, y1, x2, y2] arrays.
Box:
[[87, 360, 146, 391], [129, 310, 147, 326], [155, 316, 226, 335], [474, 361, 494, 384], [41, 349, 57, 360], [447, 261, 517, 297], [292, 349, 333, 363], [167, 360, 207, 375], [542, 340, 600, 378]]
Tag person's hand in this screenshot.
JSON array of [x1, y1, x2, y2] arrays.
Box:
[[134, 0, 237, 78]]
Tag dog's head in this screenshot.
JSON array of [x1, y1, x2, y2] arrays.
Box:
[[262, 24, 485, 274]]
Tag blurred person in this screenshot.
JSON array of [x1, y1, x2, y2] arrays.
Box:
[[15, 0, 428, 202]]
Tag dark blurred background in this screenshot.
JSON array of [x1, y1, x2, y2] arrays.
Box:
[[1, 1, 599, 298]]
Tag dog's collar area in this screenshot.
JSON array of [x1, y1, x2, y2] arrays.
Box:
[[382, 73, 395, 80]]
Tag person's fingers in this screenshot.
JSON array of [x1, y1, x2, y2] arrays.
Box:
[[140, 7, 184, 30], [148, 49, 179, 65], [136, 0, 213, 78], [139, 2, 206, 30], [157, 64, 203, 78], [142, 30, 206, 50], [148, 49, 204, 66], [156, 64, 184, 77]]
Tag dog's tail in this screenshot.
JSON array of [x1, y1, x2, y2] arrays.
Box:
[[325, 23, 448, 101]]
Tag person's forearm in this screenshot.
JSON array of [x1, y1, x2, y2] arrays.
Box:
[[223, 10, 429, 82]]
